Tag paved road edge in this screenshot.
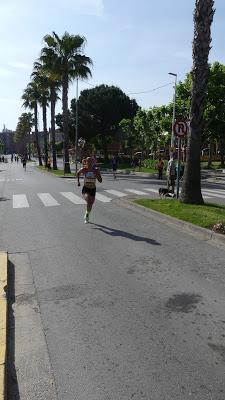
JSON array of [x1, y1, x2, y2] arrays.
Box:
[[124, 200, 225, 248], [0, 252, 7, 400]]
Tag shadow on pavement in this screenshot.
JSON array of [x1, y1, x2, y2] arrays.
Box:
[[0, 197, 10, 202], [91, 223, 161, 245], [7, 261, 20, 399]]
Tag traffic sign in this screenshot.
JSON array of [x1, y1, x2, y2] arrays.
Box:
[[173, 120, 188, 138]]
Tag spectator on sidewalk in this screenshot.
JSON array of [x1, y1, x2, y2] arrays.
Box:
[[167, 156, 176, 194], [157, 158, 164, 180]]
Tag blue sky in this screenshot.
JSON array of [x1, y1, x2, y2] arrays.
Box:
[[0, 0, 224, 130]]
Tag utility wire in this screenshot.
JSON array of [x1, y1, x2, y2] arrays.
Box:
[[127, 82, 173, 95], [80, 80, 173, 95]]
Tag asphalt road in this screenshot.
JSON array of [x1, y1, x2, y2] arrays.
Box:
[[1, 161, 225, 400]]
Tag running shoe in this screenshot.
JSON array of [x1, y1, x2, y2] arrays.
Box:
[[84, 213, 89, 224]]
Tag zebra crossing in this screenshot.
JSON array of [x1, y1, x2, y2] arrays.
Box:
[[0, 178, 23, 182], [4, 187, 225, 209]]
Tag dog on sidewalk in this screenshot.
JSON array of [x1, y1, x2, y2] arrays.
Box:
[[158, 187, 176, 198]]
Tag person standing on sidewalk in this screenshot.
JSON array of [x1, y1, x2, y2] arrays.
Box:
[[157, 158, 164, 180], [77, 157, 102, 223], [167, 156, 176, 194]]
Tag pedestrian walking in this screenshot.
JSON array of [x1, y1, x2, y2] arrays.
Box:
[[47, 157, 51, 171], [157, 158, 164, 180], [22, 157, 27, 171], [77, 157, 102, 224], [112, 155, 118, 179]]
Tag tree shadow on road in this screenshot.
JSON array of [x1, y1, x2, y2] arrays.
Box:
[[91, 223, 161, 245]]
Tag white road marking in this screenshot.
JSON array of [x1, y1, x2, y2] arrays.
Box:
[[202, 195, 213, 199], [37, 193, 60, 206], [16, 178, 23, 181], [104, 189, 127, 197], [202, 188, 225, 195], [60, 192, 85, 204], [202, 191, 225, 199], [95, 193, 112, 203], [143, 188, 159, 194], [13, 194, 29, 208], [125, 189, 148, 195]]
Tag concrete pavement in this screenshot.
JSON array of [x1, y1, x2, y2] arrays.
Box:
[[1, 161, 225, 399]]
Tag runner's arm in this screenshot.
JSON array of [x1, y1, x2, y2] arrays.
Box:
[[95, 169, 102, 183], [77, 168, 84, 186]]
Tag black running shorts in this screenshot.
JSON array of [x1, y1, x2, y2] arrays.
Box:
[[82, 186, 96, 197]]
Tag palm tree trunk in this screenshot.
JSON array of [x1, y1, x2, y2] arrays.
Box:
[[181, 0, 214, 204], [62, 74, 71, 174], [51, 87, 57, 170], [34, 103, 42, 166], [42, 102, 48, 168]]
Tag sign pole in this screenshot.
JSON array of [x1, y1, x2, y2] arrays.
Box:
[[176, 137, 181, 199]]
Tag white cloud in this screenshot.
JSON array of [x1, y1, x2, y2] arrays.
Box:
[[8, 62, 32, 70], [0, 68, 16, 77]]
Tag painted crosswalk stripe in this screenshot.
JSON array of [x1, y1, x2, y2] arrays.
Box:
[[13, 194, 29, 208], [60, 192, 85, 204], [125, 189, 148, 195], [202, 195, 212, 199], [104, 189, 127, 197], [202, 191, 225, 199], [143, 188, 159, 194], [37, 193, 60, 206], [202, 188, 225, 195], [95, 193, 112, 203]]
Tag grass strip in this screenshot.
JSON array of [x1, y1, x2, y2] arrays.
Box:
[[36, 166, 75, 177], [134, 199, 225, 229]]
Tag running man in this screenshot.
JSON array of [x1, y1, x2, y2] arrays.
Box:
[[22, 157, 27, 171], [77, 157, 102, 223], [111, 155, 118, 179]]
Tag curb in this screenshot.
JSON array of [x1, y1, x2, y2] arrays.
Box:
[[0, 252, 7, 400], [124, 200, 225, 248]]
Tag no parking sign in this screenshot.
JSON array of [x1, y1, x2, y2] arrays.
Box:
[[173, 120, 188, 138]]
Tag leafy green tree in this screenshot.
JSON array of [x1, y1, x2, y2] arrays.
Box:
[[119, 118, 136, 158], [15, 113, 33, 157], [43, 31, 92, 173], [69, 85, 139, 159], [22, 82, 43, 166], [181, 0, 215, 204]]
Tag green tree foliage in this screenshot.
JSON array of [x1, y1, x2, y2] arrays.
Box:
[[58, 85, 139, 159], [22, 81, 43, 166], [15, 113, 33, 156]]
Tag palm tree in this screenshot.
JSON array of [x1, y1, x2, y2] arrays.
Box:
[[22, 82, 43, 166], [34, 57, 61, 170], [181, 0, 215, 204], [42, 32, 92, 173], [32, 64, 50, 168]]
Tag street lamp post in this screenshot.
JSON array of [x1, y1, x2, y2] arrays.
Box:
[[168, 72, 177, 150]]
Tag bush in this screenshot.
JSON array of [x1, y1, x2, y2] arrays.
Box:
[[142, 158, 168, 170]]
